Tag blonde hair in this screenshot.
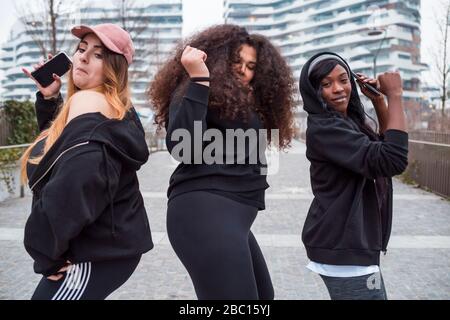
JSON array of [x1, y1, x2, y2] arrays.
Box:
[[21, 45, 131, 184]]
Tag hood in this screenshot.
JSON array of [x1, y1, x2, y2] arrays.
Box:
[[29, 108, 149, 189], [88, 109, 149, 169], [299, 51, 360, 115]]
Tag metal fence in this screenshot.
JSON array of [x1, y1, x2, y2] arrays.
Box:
[[1, 127, 449, 198], [0, 144, 30, 198], [409, 130, 450, 145], [406, 131, 450, 198], [0, 132, 166, 199]]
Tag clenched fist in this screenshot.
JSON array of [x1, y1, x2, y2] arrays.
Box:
[[181, 45, 209, 78], [378, 72, 403, 98], [22, 53, 62, 99]]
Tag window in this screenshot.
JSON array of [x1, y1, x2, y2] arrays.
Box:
[[398, 53, 411, 60]]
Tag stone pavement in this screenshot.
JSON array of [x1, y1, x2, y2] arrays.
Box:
[[1, 140, 449, 300]]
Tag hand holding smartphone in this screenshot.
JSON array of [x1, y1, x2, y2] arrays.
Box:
[[30, 52, 72, 87], [22, 52, 72, 98], [352, 72, 383, 97]]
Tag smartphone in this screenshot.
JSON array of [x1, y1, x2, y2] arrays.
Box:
[[31, 52, 72, 88], [351, 72, 383, 97]]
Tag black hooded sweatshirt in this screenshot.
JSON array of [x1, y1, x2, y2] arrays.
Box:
[[24, 92, 153, 277], [299, 52, 409, 266]]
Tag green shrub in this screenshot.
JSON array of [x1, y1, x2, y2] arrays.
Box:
[[0, 100, 38, 164]]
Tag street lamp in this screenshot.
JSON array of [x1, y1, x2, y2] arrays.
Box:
[[367, 27, 388, 78]]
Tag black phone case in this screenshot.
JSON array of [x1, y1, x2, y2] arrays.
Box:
[[352, 72, 382, 96], [31, 53, 72, 88]]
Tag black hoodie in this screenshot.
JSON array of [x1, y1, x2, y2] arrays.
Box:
[[24, 92, 153, 277], [299, 52, 409, 266]]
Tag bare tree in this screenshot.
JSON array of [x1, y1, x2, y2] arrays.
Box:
[[15, 0, 75, 57], [114, 0, 149, 37], [430, 0, 450, 117], [107, 0, 163, 82], [104, 0, 165, 109]]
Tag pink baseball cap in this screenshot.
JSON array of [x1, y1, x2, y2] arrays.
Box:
[[71, 23, 135, 65]]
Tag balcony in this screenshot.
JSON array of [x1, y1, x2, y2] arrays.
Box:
[[3, 67, 23, 78], [2, 88, 34, 99], [16, 45, 42, 57], [2, 77, 34, 88], [0, 49, 14, 60], [0, 60, 14, 70]]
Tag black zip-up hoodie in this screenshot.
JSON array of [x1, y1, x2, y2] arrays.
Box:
[[299, 52, 409, 266], [24, 92, 153, 277]]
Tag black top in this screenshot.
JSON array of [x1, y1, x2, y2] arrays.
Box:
[[299, 52, 409, 266], [165, 82, 269, 210], [24, 92, 153, 277]]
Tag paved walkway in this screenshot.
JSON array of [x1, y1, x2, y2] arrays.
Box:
[[1, 140, 449, 300]]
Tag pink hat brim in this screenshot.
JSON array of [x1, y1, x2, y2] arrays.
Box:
[[71, 25, 131, 64]]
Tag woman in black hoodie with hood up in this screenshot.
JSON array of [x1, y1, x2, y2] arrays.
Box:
[[299, 52, 408, 300], [20, 24, 153, 300]]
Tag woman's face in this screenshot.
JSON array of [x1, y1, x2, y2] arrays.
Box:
[[72, 33, 105, 90], [232, 44, 257, 86], [320, 64, 351, 114]]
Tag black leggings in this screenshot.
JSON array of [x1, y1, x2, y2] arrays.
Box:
[[31, 255, 141, 300], [167, 191, 274, 300]]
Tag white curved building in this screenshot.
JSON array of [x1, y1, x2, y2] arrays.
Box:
[[0, 0, 183, 108], [224, 0, 427, 102]]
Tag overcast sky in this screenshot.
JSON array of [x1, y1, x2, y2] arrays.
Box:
[[0, 0, 441, 90], [0, 0, 224, 41]]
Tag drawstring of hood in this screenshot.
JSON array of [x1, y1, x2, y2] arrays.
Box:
[[102, 144, 116, 238]]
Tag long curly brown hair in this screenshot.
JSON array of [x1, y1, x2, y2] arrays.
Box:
[[148, 24, 296, 149]]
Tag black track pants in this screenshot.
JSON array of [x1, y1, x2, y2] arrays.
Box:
[[31, 255, 141, 300]]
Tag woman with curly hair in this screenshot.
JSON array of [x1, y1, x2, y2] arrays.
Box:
[[149, 24, 296, 300]]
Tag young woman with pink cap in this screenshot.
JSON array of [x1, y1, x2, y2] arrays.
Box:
[[21, 23, 153, 300]]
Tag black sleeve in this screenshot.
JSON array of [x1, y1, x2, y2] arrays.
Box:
[[307, 117, 408, 179], [35, 91, 63, 132], [165, 82, 209, 163], [130, 106, 146, 134], [23, 147, 121, 277]]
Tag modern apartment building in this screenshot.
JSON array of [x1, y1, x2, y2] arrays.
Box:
[[224, 0, 426, 104], [0, 0, 183, 108]]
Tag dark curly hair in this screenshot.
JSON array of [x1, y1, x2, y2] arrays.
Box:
[[148, 24, 296, 149]]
